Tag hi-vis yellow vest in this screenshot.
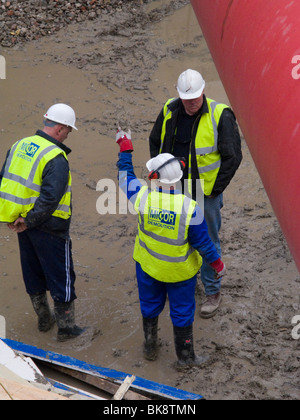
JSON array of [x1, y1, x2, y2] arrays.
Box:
[[133, 186, 202, 283], [160, 98, 229, 196], [0, 135, 72, 223]]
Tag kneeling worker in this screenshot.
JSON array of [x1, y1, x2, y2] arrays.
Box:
[[116, 128, 226, 369]]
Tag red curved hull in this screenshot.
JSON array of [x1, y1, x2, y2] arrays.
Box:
[[191, 0, 300, 270]]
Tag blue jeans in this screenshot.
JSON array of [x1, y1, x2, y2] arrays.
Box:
[[136, 263, 197, 328], [200, 194, 223, 296]]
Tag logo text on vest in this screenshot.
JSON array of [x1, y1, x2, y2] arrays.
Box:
[[16, 142, 40, 161], [148, 207, 177, 230]]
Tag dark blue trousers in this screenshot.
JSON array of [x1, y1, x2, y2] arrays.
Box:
[[18, 229, 76, 303], [136, 262, 197, 328]]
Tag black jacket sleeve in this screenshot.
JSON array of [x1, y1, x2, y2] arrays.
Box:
[[211, 109, 242, 196], [149, 108, 164, 158], [0, 150, 10, 185]]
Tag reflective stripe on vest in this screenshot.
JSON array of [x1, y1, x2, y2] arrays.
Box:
[[0, 135, 72, 223], [133, 186, 202, 283], [159, 98, 176, 154]]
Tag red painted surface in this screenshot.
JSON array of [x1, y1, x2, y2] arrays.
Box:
[[191, 0, 300, 271]]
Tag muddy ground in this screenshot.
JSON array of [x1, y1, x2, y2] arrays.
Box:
[[0, 0, 299, 400]]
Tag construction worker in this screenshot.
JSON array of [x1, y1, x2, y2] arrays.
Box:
[[116, 128, 226, 370], [0, 104, 84, 342], [149, 69, 242, 319]]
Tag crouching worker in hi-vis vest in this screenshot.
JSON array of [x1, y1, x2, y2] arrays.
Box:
[[0, 104, 85, 342], [116, 128, 226, 370]]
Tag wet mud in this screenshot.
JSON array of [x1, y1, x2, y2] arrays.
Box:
[[0, 0, 299, 400]]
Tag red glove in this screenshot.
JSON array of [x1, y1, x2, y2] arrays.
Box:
[[210, 258, 226, 279], [116, 127, 133, 153]]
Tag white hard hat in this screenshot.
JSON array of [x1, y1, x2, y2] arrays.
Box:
[[146, 153, 184, 184], [44, 103, 78, 130], [177, 69, 206, 100]]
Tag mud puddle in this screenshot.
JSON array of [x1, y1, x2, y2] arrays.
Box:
[[0, 1, 299, 400]]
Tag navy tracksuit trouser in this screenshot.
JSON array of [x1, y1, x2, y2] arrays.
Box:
[[18, 229, 76, 303]]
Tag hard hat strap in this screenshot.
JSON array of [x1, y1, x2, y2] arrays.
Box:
[[148, 157, 186, 181]]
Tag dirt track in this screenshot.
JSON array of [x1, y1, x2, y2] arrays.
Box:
[[0, 0, 299, 400]]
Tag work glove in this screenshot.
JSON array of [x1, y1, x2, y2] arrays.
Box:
[[210, 258, 226, 280], [116, 126, 133, 153]]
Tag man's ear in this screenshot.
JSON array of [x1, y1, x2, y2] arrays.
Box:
[[55, 124, 64, 137]]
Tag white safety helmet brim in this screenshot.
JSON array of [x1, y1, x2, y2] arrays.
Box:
[[177, 84, 205, 100]]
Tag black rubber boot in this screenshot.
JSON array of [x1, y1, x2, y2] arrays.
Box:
[[173, 324, 209, 371], [143, 317, 159, 361], [54, 301, 85, 342], [30, 292, 55, 332]]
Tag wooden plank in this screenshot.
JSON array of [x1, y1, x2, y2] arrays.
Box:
[[0, 381, 12, 400], [0, 378, 68, 401], [112, 375, 136, 400], [49, 365, 150, 400]]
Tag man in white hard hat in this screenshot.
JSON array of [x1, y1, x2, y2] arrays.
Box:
[[0, 103, 85, 342], [116, 128, 226, 370], [149, 69, 242, 319]]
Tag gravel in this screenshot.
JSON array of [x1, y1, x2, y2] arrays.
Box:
[[0, 0, 145, 47]]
